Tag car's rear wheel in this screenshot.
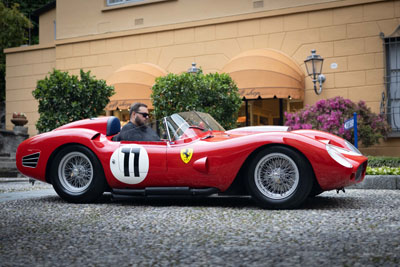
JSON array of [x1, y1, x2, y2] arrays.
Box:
[[246, 146, 313, 209], [51, 145, 106, 203]]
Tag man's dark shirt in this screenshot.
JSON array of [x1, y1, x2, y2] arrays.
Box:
[[113, 121, 160, 142]]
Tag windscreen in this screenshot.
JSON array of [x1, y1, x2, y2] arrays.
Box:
[[164, 111, 225, 141]]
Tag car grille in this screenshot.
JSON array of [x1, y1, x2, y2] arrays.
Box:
[[22, 153, 40, 168], [355, 161, 368, 181]]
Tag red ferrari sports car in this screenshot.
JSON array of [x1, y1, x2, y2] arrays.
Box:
[[16, 111, 367, 209]]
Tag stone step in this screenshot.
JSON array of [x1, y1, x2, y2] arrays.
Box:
[[0, 158, 18, 178], [0, 156, 16, 162], [0, 161, 17, 169], [0, 170, 20, 178], [0, 158, 19, 178]]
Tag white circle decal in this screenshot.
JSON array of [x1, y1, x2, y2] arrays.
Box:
[[110, 144, 149, 184]]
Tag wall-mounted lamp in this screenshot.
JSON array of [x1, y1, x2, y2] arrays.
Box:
[[187, 62, 200, 74], [304, 49, 326, 95]]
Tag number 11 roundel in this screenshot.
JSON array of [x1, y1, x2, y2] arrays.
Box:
[[110, 144, 149, 184]]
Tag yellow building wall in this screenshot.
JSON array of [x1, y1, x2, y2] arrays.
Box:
[[5, 45, 56, 136], [55, 1, 398, 113], [39, 8, 56, 44], [55, 0, 349, 40], [5, 0, 400, 155]]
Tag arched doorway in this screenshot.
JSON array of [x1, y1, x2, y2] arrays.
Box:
[[221, 49, 305, 126]]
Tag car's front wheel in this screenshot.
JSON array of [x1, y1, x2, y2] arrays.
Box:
[[51, 145, 106, 203], [246, 146, 313, 209]]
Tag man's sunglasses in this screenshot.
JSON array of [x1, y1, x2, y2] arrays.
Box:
[[137, 112, 149, 118]]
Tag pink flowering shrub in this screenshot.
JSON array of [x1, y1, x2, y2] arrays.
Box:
[[284, 96, 390, 147]]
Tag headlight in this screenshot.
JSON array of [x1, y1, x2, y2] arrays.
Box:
[[326, 144, 353, 168], [344, 140, 362, 155]]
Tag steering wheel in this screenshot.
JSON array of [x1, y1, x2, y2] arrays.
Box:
[[189, 125, 205, 131]]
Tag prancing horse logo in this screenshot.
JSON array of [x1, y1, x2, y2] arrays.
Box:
[[180, 148, 193, 164]]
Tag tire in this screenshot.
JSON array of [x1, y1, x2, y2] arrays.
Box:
[[246, 146, 313, 209], [51, 145, 106, 203], [308, 182, 323, 198]]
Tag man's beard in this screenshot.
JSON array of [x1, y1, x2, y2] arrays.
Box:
[[135, 116, 144, 126]]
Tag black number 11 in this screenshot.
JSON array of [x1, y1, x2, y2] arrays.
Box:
[[121, 147, 141, 177]]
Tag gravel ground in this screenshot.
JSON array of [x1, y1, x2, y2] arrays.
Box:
[[0, 185, 400, 267], [0, 180, 52, 193]]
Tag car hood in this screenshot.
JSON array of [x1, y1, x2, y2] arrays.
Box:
[[225, 126, 359, 153], [225, 126, 289, 135]]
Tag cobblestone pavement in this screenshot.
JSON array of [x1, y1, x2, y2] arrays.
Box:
[[0, 182, 400, 266]]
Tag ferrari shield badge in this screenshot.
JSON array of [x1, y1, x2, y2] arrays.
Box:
[[180, 148, 193, 164]]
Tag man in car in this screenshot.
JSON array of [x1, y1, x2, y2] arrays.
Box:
[[113, 102, 160, 141]]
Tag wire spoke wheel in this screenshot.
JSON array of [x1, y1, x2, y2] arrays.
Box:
[[246, 146, 314, 209], [52, 145, 106, 203], [254, 153, 299, 200], [58, 151, 93, 193]]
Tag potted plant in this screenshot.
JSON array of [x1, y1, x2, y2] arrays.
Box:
[[11, 112, 28, 126]]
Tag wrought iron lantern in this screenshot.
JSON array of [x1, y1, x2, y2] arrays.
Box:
[[304, 49, 326, 95], [187, 62, 200, 74]]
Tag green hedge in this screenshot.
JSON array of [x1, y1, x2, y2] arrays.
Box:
[[366, 166, 400, 175], [33, 69, 114, 133], [367, 156, 400, 168], [151, 70, 242, 130], [365, 156, 400, 175]]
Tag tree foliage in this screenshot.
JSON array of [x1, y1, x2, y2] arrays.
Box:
[[32, 69, 115, 133], [151, 70, 242, 129], [0, 1, 32, 102], [3, 0, 55, 44], [2, 0, 54, 17], [284, 96, 391, 147]]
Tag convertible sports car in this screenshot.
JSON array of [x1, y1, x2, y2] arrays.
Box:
[[16, 111, 367, 209]]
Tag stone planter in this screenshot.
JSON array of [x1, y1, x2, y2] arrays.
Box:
[[11, 117, 28, 126], [11, 112, 28, 127]]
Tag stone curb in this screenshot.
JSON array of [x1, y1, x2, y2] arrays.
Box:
[[0, 176, 399, 190], [347, 175, 400, 190]]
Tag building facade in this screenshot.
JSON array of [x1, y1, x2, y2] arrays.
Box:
[[4, 0, 400, 156]]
